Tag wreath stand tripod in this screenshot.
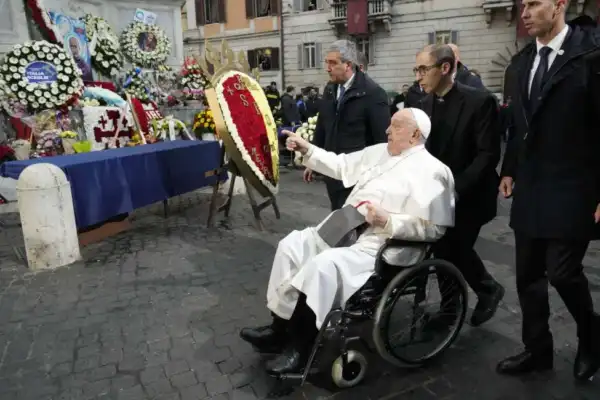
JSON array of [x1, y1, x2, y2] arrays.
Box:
[[207, 147, 280, 230]]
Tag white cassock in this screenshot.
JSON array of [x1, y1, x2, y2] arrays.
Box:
[[266, 143, 456, 329]]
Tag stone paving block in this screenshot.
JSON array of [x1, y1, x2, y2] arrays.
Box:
[[0, 174, 599, 399]]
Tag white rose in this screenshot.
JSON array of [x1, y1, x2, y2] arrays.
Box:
[[34, 90, 41, 96], [18, 81, 25, 87], [64, 67, 72, 74], [20, 99, 27, 105], [51, 88, 58, 94], [22, 47, 29, 54], [27, 55, 35, 62], [9, 57, 17, 64], [39, 97, 46, 103], [58, 53, 65, 60], [26, 85, 34, 92], [14, 50, 21, 57], [102, 61, 108, 68], [302, 122, 308, 128], [42, 46, 49, 53], [10, 84, 18, 91], [47, 54, 54, 60], [32, 102, 39, 108], [9, 66, 17, 72], [1, 64, 7, 71], [44, 91, 51, 98], [19, 59, 27, 66], [18, 92, 25, 99], [12, 73, 19, 79]]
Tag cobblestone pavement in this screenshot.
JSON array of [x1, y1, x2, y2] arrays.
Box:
[[0, 169, 599, 400]]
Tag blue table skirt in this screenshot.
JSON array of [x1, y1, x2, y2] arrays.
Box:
[[0, 141, 227, 229]]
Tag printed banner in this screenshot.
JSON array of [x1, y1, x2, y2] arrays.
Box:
[[133, 8, 158, 25], [49, 12, 94, 82]]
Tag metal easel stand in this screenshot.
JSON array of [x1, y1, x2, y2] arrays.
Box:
[[206, 147, 280, 230]]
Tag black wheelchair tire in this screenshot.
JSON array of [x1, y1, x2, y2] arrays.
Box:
[[372, 259, 468, 368]]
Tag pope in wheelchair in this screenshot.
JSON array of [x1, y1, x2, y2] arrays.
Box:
[[241, 109, 467, 386]]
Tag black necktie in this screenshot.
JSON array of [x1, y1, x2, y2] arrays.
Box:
[[529, 46, 552, 110]]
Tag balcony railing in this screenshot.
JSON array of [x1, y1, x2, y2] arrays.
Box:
[[329, 0, 391, 21]]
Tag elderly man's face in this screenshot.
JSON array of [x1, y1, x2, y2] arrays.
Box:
[[385, 109, 419, 156], [522, 0, 564, 37], [325, 51, 351, 84]]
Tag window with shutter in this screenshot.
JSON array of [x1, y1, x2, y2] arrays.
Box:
[[427, 32, 435, 45], [434, 31, 452, 45], [450, 31, 458, 44], [245, 0, 254, 18], [247, 50, 257, 69], [269, 0, 279, 15], [271, 48, 280, 69], [315, 42, 322, 68], [297, 44, 304, 70], [218, 0, 226, 23], [195, 0, 205, 26]]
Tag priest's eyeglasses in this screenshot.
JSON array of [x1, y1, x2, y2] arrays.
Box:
[[413, 63, 440, 76]]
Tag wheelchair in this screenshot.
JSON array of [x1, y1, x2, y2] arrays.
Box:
[[278, 238, 469, 389]]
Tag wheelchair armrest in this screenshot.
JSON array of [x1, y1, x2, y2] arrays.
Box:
[[374, 238, 435, 273]]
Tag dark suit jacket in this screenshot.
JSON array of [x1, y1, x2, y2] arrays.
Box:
[[419, 82, 501, 225], [312, 71, 390, 192], [455, 62, 486, 90], [279, 93, 301, 126], [405, 81, 426, 108], [501, 16, 600, 239]]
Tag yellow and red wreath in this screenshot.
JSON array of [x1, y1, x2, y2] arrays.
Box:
[[209, 71, 279, 195]]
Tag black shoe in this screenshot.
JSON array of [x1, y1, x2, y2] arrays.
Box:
[[265, 345, 308, 376], [470, 284, 505, 327], [574, 342, 600, 381], [496, 350, 553, 375], [240, 316, 288, 354]]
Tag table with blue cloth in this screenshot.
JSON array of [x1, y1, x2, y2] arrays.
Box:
[[0, 141, 227, 229]]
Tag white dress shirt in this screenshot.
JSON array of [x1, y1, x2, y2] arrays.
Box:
[[337, 73, 355, 100], [528, 25, 569, 95]]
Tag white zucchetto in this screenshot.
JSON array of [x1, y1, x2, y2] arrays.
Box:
[[406, 108, 431, 139]]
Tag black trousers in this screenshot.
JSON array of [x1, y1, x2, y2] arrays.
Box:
[[325, 182, 353, 211], [514, 233, 595, 352], [434, 219, 498, 298]]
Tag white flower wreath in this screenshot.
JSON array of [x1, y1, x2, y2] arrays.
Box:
[[0, 41, 84, 113], [120, 21, 171, 68], [82, 14, 123, 77]]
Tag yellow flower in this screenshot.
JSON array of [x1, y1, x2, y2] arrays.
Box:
[[200, 118, 205, 123], [203, 123, 208, 128], [210, 123, 215, 129]]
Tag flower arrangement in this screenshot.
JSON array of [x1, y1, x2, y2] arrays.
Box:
[[58, 130, 77, 139], [192, 109, 216, 138], [59, 130, 78, 154], [122, 67, 150, 100], [82, 14, 123, 78], [150, 116, 193, 141], [120, 21, 171, 68], [180, 57, 208, 100], [296, 114, 318, 142], [0, 41, 84, 113]]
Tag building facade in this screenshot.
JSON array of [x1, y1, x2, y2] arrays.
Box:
[[282, 0, 600, 94], [184, 0, 600, 94], [184, 0, 283, 88]]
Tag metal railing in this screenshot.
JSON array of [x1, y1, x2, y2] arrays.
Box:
[[330, 0, 390, 20]]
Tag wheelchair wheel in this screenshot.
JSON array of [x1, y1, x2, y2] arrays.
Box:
[[372, 259, 468, 367], [331, 350, 368, 388]]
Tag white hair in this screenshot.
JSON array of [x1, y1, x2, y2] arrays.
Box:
[[328, 40, 359, 66]]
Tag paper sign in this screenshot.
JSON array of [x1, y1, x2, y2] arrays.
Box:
[[25, 62, 58, 84], [133, 8, 158, 25]]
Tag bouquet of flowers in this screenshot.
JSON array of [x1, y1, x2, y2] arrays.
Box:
[[192, 109, 217, 140], [296, 113, 318, 142], [122, 67, 150, 100], [59, 130, 78, 154], [180, 57, 208, 101], [82, 14, 123, 78]]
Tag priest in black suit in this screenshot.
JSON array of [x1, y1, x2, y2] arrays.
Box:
[[497, 0, 600, 381], [414, 44, 505, 328]]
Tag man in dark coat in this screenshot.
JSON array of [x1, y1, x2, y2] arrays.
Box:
[[307, 40, 390, 210], [279, 86, 301, 126], [497, 1, 600, 381], [404, 80, 426, 108], [448, 44, 486, 90], [304, 87, 320, 119], [390, 84, 409, 115], [415, 44, 505, 328]]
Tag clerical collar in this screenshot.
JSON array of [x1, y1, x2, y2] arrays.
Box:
[[434, 82, 455, 102]]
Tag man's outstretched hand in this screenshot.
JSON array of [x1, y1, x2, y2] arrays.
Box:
[[282, 130, 311, 155]]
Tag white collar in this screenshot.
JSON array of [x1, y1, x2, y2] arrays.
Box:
[[536, 24, 569, 55], [342, 73, 355, 90]]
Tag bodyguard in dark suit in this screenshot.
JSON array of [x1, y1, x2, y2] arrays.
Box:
[[415, 44, 505, 327], [497, 1, 600, 381], [309, 40, 390, 210], [448, 43, 486, 90]]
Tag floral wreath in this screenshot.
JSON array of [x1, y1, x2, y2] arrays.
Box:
[[120, 21, 171, 68], [82, 14, 123, 77], [25, 0, 59, 43], [0, 41, 83, 114], [215, 71, 279, 195]]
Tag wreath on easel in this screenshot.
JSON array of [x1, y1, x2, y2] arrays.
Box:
[[120, 21, 171, 68], [82, 14, 123, 77], [25, 0, 59, 43]]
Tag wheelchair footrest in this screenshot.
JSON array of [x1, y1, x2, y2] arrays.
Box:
[[278, 372, 304, 382]]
